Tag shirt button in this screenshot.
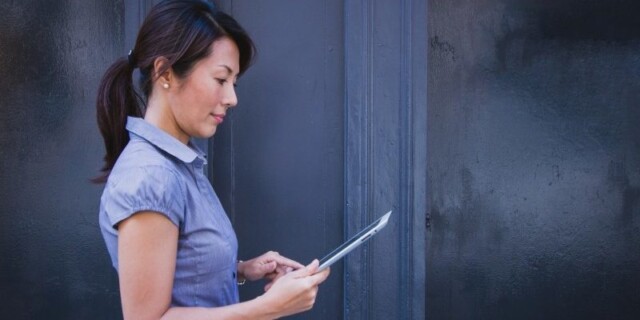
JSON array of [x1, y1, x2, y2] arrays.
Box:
[[232, 271, 236, 279]]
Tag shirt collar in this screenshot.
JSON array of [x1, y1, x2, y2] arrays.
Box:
[[126, 116, 206, 165]]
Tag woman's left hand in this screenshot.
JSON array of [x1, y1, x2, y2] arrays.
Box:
[[238, 251, 304, 282]]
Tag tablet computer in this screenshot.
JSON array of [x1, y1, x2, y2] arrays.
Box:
[[317, 210, 392, 272]]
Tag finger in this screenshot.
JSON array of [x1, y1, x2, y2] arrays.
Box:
[[265, 267, 287, 281], [270, 255, 305, 270], [264, 272, 278, 281], [263, 270, 287, 292], [260, 261, 277, 273], [288, 259, 318, 278], [304, 259, 320, 275], [278, 266, 294, 274], [274, 265, 289, 274], [307, 259, 320, 272], [309, 267, 330, 285]]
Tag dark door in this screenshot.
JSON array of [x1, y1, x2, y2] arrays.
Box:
[[212, 1, 427, 319], [211, 1, 346, 318]]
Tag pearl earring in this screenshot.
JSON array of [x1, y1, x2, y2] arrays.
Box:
[[163, 83, 170, 89]]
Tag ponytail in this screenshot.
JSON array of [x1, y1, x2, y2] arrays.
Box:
[[92, 57, 143, 183]]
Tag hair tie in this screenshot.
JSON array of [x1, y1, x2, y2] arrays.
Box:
[[127, 50, 136, 68]]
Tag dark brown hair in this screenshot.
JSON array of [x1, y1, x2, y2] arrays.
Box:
[[93, 0, 255, 183]]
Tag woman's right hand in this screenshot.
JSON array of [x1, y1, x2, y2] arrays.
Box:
[[258, 259, 330, 319]]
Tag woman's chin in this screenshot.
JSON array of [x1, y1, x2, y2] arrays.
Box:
[[202, 126, 218, 138], [189, 126, 217, 140]]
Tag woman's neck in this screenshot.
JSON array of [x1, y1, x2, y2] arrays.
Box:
[[144, 96, 190, 145]]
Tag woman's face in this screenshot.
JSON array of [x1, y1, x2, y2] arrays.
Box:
[[168, 37, 240, 140]]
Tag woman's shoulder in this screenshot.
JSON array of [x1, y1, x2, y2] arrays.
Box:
[[100, 140, 188, 229], [108, 139, 186, 185]]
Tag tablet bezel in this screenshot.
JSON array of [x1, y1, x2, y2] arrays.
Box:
[[317, 210, 392, 272]]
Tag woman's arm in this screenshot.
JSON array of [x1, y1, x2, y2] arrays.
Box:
[[117, 211, 329, 320]]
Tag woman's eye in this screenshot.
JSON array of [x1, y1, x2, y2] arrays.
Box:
[[216, 78, 227, 85]]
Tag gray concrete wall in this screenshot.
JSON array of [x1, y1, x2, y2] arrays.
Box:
[[427, 0, 640, 318]]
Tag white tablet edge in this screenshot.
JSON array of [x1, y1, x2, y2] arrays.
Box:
[[316, 210, 392, 272]]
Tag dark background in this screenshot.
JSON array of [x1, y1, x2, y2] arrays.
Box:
[[1, 0, 639, 319], [427, 0, 640, 319], [0, 1, 123, 318]]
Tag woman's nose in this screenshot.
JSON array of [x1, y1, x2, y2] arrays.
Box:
[[223, 86, 238, 107]]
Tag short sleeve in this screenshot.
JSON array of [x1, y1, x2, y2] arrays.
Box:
[[102, 165, 185, 229]]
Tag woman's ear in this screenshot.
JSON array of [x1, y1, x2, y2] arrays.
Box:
[[152, 56, 173, 85]]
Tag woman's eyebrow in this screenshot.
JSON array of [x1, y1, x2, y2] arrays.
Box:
[[217, 64, 234, 75]]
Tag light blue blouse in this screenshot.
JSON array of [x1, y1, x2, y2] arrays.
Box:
[[99, 116, 240, 307]]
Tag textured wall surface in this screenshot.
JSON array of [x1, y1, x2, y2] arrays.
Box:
[[427, 0, 640, 319], [0, 1, 124, 318]]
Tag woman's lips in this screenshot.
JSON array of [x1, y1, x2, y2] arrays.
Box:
[[212, 114, 224, 124]]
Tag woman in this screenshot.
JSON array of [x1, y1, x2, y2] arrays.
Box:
[[94, 1, 330, 319]]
